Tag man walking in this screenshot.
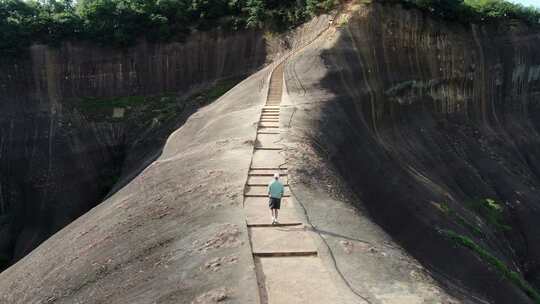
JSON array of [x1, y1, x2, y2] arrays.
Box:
[[268, 173, 284, 224]]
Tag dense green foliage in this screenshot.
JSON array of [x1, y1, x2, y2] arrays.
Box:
[[1, 0, 540, 55], [464, 198, 512, 232], [74, 76, 242, 121], [394, 0, 540, 24], [441, 229, 540, 302], [0, 0, 338, 55]]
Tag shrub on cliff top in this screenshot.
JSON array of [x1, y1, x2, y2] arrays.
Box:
[[0, 0, 340, 55], [395, 0, 540, 24]]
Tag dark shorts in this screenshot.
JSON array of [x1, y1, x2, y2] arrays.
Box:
[[269, 197, 281, 209]]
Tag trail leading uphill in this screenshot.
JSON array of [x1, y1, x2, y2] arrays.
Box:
[[244, 62, 363, 303]]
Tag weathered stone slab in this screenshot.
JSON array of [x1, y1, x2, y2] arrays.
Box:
[[248, 168, 287, 176], [256, 257, 359, 304], [255, 133, 282, 149], [247, 175, 288, 186], [259, 122, 280, 128], [251, 150, 285, 169], [245, 204, 302, 226], [249, 226, 316, 255], [257, 128, 281, 134]]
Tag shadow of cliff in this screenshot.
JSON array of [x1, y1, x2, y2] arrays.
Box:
[[313, 3, 540, 304]]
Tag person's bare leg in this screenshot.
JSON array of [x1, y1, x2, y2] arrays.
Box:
[[275, 209, 279, 222]]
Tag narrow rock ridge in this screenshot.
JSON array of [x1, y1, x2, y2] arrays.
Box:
[[244, 61, 364, 304]]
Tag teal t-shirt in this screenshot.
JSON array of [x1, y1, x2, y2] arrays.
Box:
[[268, 180, 284, 199]]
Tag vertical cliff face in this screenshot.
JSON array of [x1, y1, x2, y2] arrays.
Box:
[[286, 3, 540, 302], [0, 29, 268, 268]]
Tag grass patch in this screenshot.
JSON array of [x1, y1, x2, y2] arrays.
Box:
[[455, 214, 484, 237], [73, 77, 242, 123], [441, 230, 540, 303], [204, 79, 240, 101], [74, 93, 179, 122], [79, 95, 146, 111], [434, 201, 484, 237], [465, 198, 512, 232]]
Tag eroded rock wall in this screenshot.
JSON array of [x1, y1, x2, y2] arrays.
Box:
[[283, 3, 540, 302], [0, 29, 267, 268]]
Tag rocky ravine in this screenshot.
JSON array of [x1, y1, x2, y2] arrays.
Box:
[[0, 29, 268, 269], [0, 57, 270, 304]]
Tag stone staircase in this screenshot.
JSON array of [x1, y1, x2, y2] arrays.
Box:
[[243, 62, 361, 304]]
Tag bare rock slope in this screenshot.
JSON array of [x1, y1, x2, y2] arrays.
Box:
[[0, 59, 271, 303], [2, 3, 540, 304], [0, 29, 267, 269]]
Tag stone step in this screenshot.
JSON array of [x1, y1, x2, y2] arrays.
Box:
[[244, 197, 303, 227], [248, 169, 287, 176], [251, 150, 285, 169], [249, 223, 303, 228], [259, 123, 280, 128], [256, 133, 280, 144], [254, 147, 282, 151], [249, 226, 316, 256], [257, 130, 281, 135], [254, 257, 361, 304], [254, 251, 316, 257], [248, 175, 288, 185], [257, 131, 281, 135], [244, 197, 294, 209], [244, 193, 291, 198], [245, 185, 290, 197]]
